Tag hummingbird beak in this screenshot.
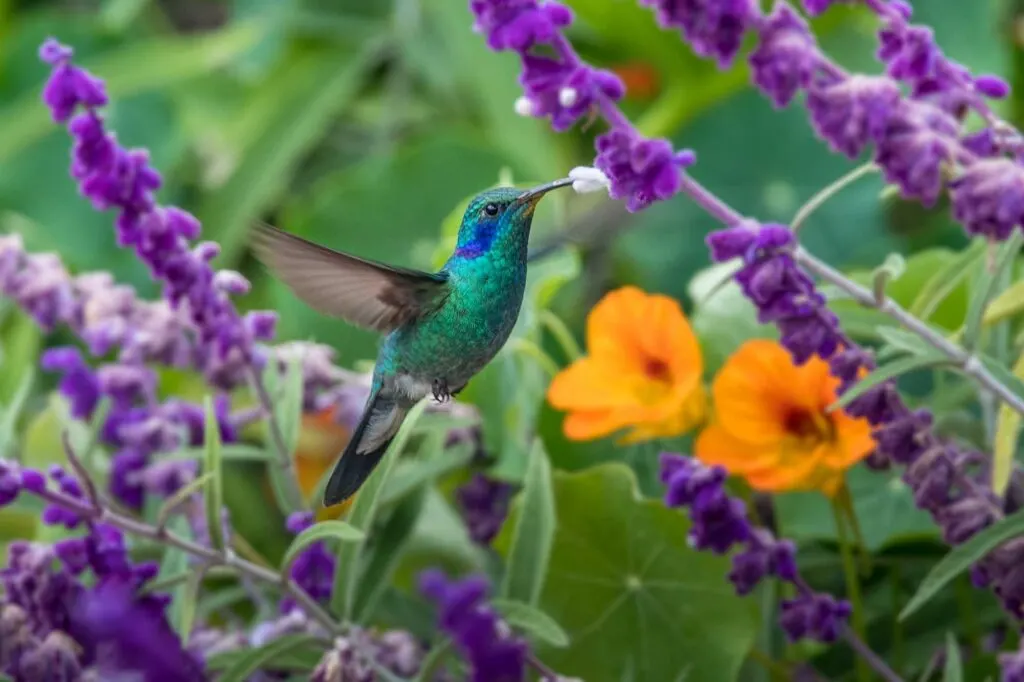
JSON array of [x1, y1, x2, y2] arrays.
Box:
[[514, 176, 575, 208]]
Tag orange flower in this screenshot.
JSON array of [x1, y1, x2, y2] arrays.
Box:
[[293, 406, 356, 520], [547, 286, 707, 443], [696, 339, 874, 496]]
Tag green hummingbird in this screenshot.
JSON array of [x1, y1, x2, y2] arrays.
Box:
[[252, 177, 574, 506]]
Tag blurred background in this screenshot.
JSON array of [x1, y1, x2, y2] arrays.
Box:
[[0, 1, 1018, 678]]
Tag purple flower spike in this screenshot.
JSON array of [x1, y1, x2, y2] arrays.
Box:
[[519, 56, 625, 132], [950, 159, 1024, 241], [470, 0, 573, 52], [639, 0, 759, 68], [801, 0, 851, 16], [749, 5, 821, 108], [39, 41, 107, 124], [41, 347, 101, 420], [419, 570, 528, 682], [282, 512, 335, 610], [456, 473, 516, 545]]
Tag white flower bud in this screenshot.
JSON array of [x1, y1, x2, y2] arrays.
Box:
[[568, 166, 611, 194], [513, 96, 534, 117], [558, 87, 579, 107]]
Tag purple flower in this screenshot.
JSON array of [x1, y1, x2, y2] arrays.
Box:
[[283, 512, 336, 608], [518, 55, 624, 132], [874, 100, 959, 207], [38, 39, 107, 123], [806, 74, 901, 158], [419, 570, 527, 682], [638, 0, 759, 68], [801, 0, 851, 16], [949, 159, 1024, 241], [456, 473, 516, 545], [779, 593, 851, 643], [595, 128, 694, 211], [310, 628, 426, 682], [749, 5, 821, 108], [470, 0, 573, 52], [659, 453, 848, 642]]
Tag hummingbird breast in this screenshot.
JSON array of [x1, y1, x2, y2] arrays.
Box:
[[380, 257, 527, 393]]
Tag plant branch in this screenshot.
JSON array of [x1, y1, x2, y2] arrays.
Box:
[[38, 449, 342, 637], [794, 246, 1024, 418]]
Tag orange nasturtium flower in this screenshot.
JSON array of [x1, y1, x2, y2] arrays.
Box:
[[696, 339, 874, 496], [547, 286, 707, 443], [293, 406, 357, 520]]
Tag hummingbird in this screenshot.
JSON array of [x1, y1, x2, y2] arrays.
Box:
[[252, 177, 574, 506]]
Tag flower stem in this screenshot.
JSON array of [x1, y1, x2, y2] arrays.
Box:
[[795, 246, 1024, 419], [790, 163, 877, 235], [248, 365, 306, 511], [539, 309, 583, 362], [526, 652, 560, 681], [832, 499, 870, 682], [29, 477, 343, 637]]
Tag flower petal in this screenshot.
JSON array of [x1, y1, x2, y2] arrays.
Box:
[[547, 357, 648, 411]]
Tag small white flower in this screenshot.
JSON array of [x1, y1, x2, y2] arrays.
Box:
[[213, 269, 250, 295], [568, 166, 611, 194], [558, 87, 579, 107], [513, 96, 534, 117]]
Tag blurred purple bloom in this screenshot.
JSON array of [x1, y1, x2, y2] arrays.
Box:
[[638, 0, 758, 68], [875, 101, 959, 207], [40, 40, 277, 392], [779, 593, 851, 643], [950, 159, 1024, 241], [806, 74, 902, 159], [284, 512, 336, 609], [311, 628, 426, 682], [749, 5, 820, 108], [470, 0, 573, 52], [518, 55, 624, 132], [456, 473, 515, 545], [419, 570, 527, 682], [595, 129, 694, 211]]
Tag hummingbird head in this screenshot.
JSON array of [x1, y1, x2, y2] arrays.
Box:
[[452, 178, 573, 260]]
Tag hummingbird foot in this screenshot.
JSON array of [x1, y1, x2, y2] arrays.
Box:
[[432, 378, 452, 403]]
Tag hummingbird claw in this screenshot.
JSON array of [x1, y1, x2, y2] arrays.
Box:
[[432, 378, 451, 403]]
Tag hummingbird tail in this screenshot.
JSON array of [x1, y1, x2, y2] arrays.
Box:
[[323, 391, 408, 506]]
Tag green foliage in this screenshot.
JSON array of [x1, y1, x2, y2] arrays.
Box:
[[498, 440, 556, 606]]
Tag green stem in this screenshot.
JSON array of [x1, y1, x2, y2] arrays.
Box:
[[837, 483, 872, 576], [954, 574, 982, 659], [747, 648, 792, 682], [890, 565, 905, 676], [539, 309, 582, 362], [832, 498, 871, 682], [790, 163, 877, 235]]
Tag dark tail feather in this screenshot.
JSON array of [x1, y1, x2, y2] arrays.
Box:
[[323, 392, 405, 506]]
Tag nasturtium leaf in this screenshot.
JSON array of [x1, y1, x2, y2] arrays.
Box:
[[496, 463, 758, 682], [901, 506, 1024, 621], [331, 399, 429, 620], [491, 598, 570, 648], [500, 440, 556, 606], [774, 465, 937, 551]]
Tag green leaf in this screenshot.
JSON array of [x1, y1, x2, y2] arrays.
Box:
[[909, 240, 986, 322], [0, 366, 33, 459], [500, 440, 556, 606], [874, 326, 942, 357], [414, 640, 453, 682], [175, 568, 204, 644], [963, 233, 1023, 351], [979, 354, 1024, 409], [202, 397, 225, 552], [331, 398, 429, 620], [981, 278, 1024, 328], [829, 352, 947, 411], [0, 313, 39, 408], [993, 352, 1024, 495], [0, 23, 265, 163], [155, 472, 213, 530], [495, 464, 757, 682], [943, 632, 963, 682], [197, 39, 384, 265], [901, 507, 1024, 621], [166, 444, 277, 462], [380, 443, 474, 507], [262, 356, 305, 515], [774, 464, 937, 552], [280, 520, 365, 575], [157, 516, 193, 642], [491, 598, 570, 648], [353, 488, 427, 622], [211, 634, 324, 681], [871, 252, 906, 303]]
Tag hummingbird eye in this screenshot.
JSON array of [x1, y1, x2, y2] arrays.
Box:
[[483, 202, 500, 217]]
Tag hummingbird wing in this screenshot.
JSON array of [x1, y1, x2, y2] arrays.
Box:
[[251, 224, 450, 333]]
